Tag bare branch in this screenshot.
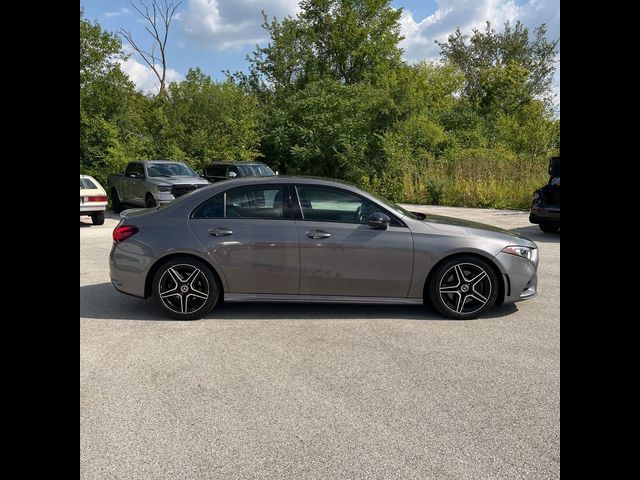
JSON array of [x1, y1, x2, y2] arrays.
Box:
[[120, 0, 183, 95]]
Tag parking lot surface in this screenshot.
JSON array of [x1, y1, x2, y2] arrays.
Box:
[[80, 207, 559, 479]]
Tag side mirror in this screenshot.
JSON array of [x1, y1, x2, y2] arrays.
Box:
[[275, 171, 279, 175], [228, 171, 237, 178], [368, 212, 390, 230]]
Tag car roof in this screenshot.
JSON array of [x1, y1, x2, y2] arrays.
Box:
[[143, 160, 186, 164], [207, 162, 268, 166], [201, 175, 359, 190]]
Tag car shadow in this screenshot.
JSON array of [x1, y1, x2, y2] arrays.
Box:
[[80, 282, 518, 322], [509, 225, 560, 244]]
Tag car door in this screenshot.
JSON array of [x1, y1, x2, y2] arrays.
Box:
[[123, 163, 145, 205], [188, 184, 300, 294], [294, 185, 414, 298]]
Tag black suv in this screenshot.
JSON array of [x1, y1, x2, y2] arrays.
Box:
[[202, 162, 276, 182], [529, 156, 560, 233]]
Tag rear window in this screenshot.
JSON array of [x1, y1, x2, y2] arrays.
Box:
[[80, 178, 97, 189]]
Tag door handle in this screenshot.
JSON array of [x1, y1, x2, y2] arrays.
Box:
[[306, 229, 331, 239], [209, 227, 233, 237]]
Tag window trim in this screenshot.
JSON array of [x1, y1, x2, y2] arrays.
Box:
[[292, 184, 407, 228], [190, 184, 293, 220]]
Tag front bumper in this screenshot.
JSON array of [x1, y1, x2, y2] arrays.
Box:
[[496, 251, 539, 304]]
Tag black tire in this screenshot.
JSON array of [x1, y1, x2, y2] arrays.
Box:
[[91, 211, 105, 225], [111, 189, 123, 214], [145, 193, 157, 208], [539, 223, 559, 233], [428, 255, 499, 320], [152, 257, 220, 320]]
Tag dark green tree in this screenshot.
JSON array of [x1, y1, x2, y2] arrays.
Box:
[[246, 0, 404, 90]]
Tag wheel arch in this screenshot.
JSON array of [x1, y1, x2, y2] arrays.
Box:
[[422, 252, 507, 307], [144, 251, 226, 299]]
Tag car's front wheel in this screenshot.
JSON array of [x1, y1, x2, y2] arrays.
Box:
[[428, 256, 499, 320], [152, 257, 220, 320]]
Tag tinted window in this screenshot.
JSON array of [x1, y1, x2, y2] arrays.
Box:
[[192, 194, 225, 218], [206, 165, 227, 177], [191, 187, 288, 219], [227, 186, 286, 219], [125, 163, 141, 176], [296, 186, 397, 225]]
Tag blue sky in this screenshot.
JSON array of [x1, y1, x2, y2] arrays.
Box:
[[81, 0, 559, 102]]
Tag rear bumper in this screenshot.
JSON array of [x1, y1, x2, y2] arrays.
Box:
[[529, 207, 560, 225], [109, 242, 153, 298], [80, 202, 107, 214]]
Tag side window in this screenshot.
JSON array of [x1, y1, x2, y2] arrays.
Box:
[[227, 186, 286, 219], [192, 194, 224, 219], [135, 164, 145, 177], [125, 163, 137, 176], [296, 186, 394, 225], [191, 187, 288, 220], [212, 165, 226, 176]]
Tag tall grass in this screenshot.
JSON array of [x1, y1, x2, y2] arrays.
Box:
[[374, 148, 550, 210]]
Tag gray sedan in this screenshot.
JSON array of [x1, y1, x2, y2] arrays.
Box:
[[110, 177, 538, 320]]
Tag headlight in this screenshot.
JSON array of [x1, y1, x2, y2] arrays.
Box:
[[156, 185, 172, 193], [502, 245, 536, 261]]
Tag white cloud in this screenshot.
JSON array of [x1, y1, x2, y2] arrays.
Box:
[[105, 7, 130, 18], [119, 57, 185, 94], [180, 0, 300, 50]]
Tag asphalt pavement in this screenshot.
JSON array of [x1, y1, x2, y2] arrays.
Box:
[[80, 207, 559, 480]]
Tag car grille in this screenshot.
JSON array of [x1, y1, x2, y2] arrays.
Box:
[[171, 184, 204, 198]]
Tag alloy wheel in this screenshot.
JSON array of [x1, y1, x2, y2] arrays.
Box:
[[158, 264, 210, 315], [438, 262, 492, 315]]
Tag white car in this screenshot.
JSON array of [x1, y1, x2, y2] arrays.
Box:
[[80, 174, 108, 225]]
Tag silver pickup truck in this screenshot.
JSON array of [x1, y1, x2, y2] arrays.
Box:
[[107, 160, 210, 212]]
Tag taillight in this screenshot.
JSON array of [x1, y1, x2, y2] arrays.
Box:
[[113, 225, 139, 244], [87, 195, 108, 202]]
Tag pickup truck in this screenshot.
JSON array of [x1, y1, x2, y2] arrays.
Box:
[[108, 160, 210, 213]]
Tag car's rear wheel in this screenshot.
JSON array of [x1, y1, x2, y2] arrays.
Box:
[[153, 257, 219, 320], [145, 194, 157, 208], [429, 256, 498, 320], [539, 223, 559, 233], [111, 189, 123, 213], [91, 211, 105, 225]]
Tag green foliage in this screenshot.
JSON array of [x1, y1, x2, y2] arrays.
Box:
[[164, 68, 263, 171], [438, 21, 559, 115], [80, 2, 560, 210], [246, 0, 404, 89]]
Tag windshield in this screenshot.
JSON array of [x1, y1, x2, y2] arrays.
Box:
[[237, 164, 275, 176], [147, 163, 197, 177], [362, 189, 417, 220]]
